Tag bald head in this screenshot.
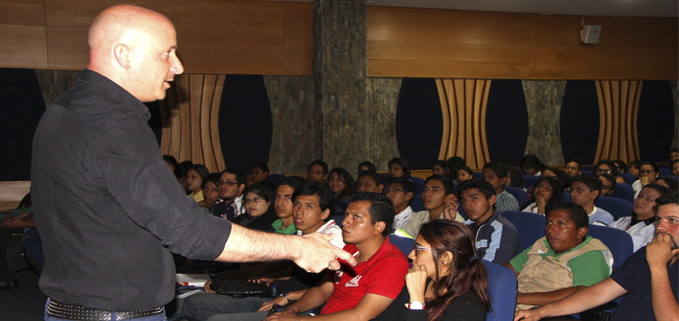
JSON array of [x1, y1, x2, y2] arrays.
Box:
[[87, 5, 183, 102]]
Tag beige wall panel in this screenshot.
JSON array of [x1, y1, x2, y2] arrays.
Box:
[[46, 27, 89, 69], [0, 24, 47, 68], [285, 37, 312, 75], [367, 41, 531, 78], [530, 46, 678, 80], [285, 2, 313, 38], [367, 6, 532, 45], [0, 0, 45, 26], [177, 33, 286, 75]]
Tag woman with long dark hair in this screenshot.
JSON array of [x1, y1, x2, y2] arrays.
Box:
[[405, 220, 490, 321], [231, 183, 277, 231], [328, 167, 356, 214], [389, 157, 412, 179], [593, 159, 625, 184], [520, 177, 564, 215]]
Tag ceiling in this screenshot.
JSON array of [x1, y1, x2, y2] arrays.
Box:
[[273, 0, 679, 18]]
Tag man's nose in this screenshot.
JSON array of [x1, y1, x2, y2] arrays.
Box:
[[171, 55, 184, 75]]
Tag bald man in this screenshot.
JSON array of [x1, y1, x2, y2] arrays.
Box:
[[31, 5, 353, 320]]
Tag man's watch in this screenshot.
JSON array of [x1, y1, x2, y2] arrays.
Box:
[[279, 292, 290, 303], [407, 301, 425, 310]]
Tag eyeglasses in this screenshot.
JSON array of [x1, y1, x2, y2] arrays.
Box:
[[244, 197, 263, 204], [413, 244, 431, 255], [385, 188, 405, 194], [218, 180, 238, 186], [639, 170, 655, 175], [596, 168, 611, 174]]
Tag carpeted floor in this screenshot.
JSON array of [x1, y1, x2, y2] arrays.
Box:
[[0, 269, 46, 321]]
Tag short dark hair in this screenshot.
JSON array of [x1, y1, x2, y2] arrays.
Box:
[[163, 155, 177, 168], [571, 175, 603, 201], [613, 160, 628, 174], [358, 161, 377, 175], [241, 183, 274, 214], [565, 159, 582, 171], [359, 171, 383, 187], [655, 178, 678, 192], [201, 173, 220, 189], [432, 160, 446, 169], [445, 157, 466, 174], [597, 173, 617, 193], [292, 181, 335, 215], [388, 157, 411, 179], [388, 177, 417, 206], [456, 166, 474, 177], [174, 160, 193, 179], [276, 176, 306, 191], [483, 162, 507, 179], [653, 190, 678, 214], [629, 160, 642, 170], [457, 179, 496, 200], [190, 164, 210, 182], [520, 154, 542, 171], [425, 175, 455, 195], [308, 160, 329, 174], [349, 192, 395, 236], [221, 168, 247, 187], [547, 202, 589, 230], [251, 162, 269, 173]]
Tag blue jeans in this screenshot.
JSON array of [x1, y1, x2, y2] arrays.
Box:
[[180, 293, 270, 321], [44, 299, 168, 321]]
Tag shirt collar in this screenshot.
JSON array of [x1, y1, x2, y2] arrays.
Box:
[[79, 69, 151, 121]]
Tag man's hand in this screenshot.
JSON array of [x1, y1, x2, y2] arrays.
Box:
[[3, 218, 23, 229], [405, 263, 428, 304], [293, 233, 355, 272], [443, 196, 459, 221], [647, 233, 679, 269], [203, 280, 215, 294], [248, 273, 275, 286], [265, 309, 301, 320], [514, 309, 543, 321], [257, 296, 289, 312]]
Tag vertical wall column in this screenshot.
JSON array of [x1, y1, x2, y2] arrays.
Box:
[[672, 80, 678, 150], [593, 80, 642, 163], [522, 80, 566, 166]]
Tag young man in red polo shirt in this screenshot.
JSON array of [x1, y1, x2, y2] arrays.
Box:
[[266, 192, 410, 321]]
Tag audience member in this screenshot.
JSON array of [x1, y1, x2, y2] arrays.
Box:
[[506, 203, 611, 310], [541, 167, 571, 188], [262, 193, 409, 321], [482, 162, 520, 212], [614, 160, 628, 174], [611, 184, 672, 252], [570, 176, 614, 226], [671, 160, 679, 178], [291, 182, 345, 248], [657, 177, 678, 191], [505, 165, 526, 189], [356, 171, 384, 194], [632, 161, 660, 199], [231, 184, 277, 232], [213, 169, 247, 220], [251, 162, 275, 191], [397, 175, 464, 239], [202, 173, 221, 212], [520, 177, 564, 215], [514, 192, 679, 321], [431, 160, 446, 176], [357, 161, 377, 176], [163, 155, 177, 171], [328, 167, 356, 214], [594, 160, 625, 183], [564, 159, 582, 178], [628, 160, 642, 179], [444, 157, 466, 179], [187, 164, 210, 206], [405, 221, 490, 321], [456, 165, 474, 184], [520, 154, 543, 176], [306, 160, 328, 183], [271, 176, 307, 234], [386, 178, 416, 231], [388, 157, 411, 179], [0, 193, 33, 290], [598, 173, 617, 196], [670, 147, 679, 163], [174, 160, 193, 194], [457, 179, 521, 265]]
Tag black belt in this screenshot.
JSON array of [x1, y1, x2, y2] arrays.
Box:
[[46, 299, 164, 321]]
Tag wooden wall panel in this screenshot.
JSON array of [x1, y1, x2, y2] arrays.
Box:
[[594, 80, 642, 163], [159, 74, 226, 172], [0, 0, 45, 26], [437, 79, 492, 169], [0, 24, 47, 68], [46, 28, 89, 69]]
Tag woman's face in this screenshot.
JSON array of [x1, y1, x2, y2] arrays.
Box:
[[244, 192, 270, 218], [533, 180, 554, 200], [408, 235, 444, 280], [186, 169, 203, 193], [595, 164, 614, 176], [633, 188, 661, 219], [389, 163, 404, 178], [432, 164, 445, 176], [673, 163, 678, 177], [456, 170, 473, 183], [328, 172, 346, 196], [639, 165, 658, 183]]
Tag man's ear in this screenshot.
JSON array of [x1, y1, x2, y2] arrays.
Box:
[[374, 221, 386, 235], [113, 43, 132, 69], [487, 194, 497, 206], [320, 208, 331, 221], [577, 170, 582, 175], [322, 174, 328, 181], [377, 184, 384, 194], [238, 183, 246, 195], [405, 192, 413, 202], [500, 177, 508, 186], [591, 189, 600, 200], [577, 226, 588, 239]]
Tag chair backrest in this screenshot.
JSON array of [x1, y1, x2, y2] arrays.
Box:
[[587, 225, 634, 270], [388, 235, 415, 257], [504, 186, 527, 207], [410, 176, 424, 195], [482, 260, 517, 321], [380, 173, 390, 188], [561, 192, 571, 203], [594, 196, 633, 221], [521, 175, 539, 189], [502, 211, 546, 251], [473, 172, 483, 179], [581, 170, 593, 176], [619, 173, 636, 184], [608, 183, 634, 203], [410, 194, 424, 212], [268, 174, 287, 184], [660, 167, 673, 176], [331, 215, 345, 227]]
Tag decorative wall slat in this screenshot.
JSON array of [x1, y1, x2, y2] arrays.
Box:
[[522, 80, 566, 166], [673, 80, 678, 149], [436, 79, 491, 169], [594, 80, 642, 163], [159, 74, 226, 173]]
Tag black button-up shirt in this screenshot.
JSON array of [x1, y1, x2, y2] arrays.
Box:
[[31, 69, 232, 311]]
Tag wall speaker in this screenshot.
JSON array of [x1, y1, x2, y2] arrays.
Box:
[[580, 25, 602, 44]]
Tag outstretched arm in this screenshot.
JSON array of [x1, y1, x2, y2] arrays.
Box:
[[516, 286, 586, 306], [217, 225, 355, 273]]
